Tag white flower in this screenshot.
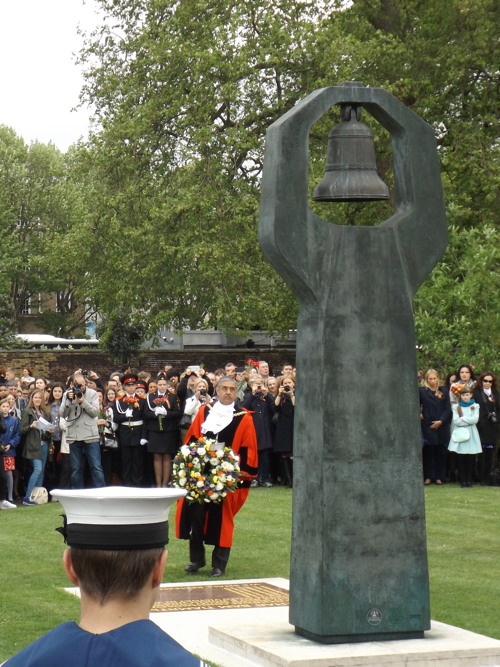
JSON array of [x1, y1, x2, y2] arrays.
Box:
[[192, 457, 199, 465], [216, 482, 223, 490], [197, 480, 204, 488], [179, 478, 186, 486], [216, 449, 224, 458], [197, 447, 206, 456], [180, 445, 190, 457], [210, 458, 218, 466]]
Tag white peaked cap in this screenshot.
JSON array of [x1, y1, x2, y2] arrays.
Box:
[[51, 486, 187, 550]]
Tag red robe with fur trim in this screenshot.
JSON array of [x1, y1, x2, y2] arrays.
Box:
[[175, 405, 258, 548]]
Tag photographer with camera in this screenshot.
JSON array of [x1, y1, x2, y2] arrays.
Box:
[[242, 376, 276, 487], [143, 376, 181, 487], [182, 378, 211, 421], [60, 371, 105, 490], [176, 366, 213, 409], [273, 375, 296, 488]]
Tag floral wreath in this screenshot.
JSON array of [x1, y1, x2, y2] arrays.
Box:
[[172, 437, 240, 503]]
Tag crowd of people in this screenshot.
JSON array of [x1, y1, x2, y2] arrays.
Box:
[[1, 359, 498, 510], [418, 365, 499, 488], [0, 359, 297, 510]]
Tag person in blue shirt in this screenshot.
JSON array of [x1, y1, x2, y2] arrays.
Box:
[[3, 487, 207, 666], [0, 398, 20, 507]]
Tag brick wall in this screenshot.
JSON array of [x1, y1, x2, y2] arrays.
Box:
[[0, 349, 296, 383]]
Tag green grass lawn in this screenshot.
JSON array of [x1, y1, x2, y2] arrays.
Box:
[[1, 484, 499, 661]]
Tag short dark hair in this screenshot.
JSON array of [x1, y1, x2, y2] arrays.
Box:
[[70, 547, 164, 604]]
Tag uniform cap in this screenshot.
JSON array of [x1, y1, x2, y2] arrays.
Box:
[[51, 486, 186, 550], [122, 373, 139, 385]]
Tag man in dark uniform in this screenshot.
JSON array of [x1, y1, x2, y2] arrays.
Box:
[[175, 376, 258, 577], [112, 374, 146, 486], [3, 486, 206, 666]]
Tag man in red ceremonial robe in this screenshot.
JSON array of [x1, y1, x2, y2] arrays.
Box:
[[175, 376, 258, 577]]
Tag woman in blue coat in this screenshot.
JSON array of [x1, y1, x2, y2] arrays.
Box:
[[419, 370, 451, 485]]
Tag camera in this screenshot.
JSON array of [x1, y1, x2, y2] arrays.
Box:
[[73, 382, 84, 399], [200, 388, 207, 396], [488, 411, 497, 423], [81, 370, 89, 377]]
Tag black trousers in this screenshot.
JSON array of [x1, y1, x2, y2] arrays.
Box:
[[187, 503, 231, 571], [457, 454, 477, 486], [479, 447, 495, 485], [121, 446, 144, 486]]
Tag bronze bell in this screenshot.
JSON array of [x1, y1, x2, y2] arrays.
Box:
[[312, 104, 390, 202]]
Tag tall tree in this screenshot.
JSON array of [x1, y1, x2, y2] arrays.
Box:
[[75, 0, 499, 368], [76, 0, 334, 333], [0, 127, 95, 336]]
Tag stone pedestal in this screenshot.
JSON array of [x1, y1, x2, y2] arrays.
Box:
[[209, 610, 500, 666], [259, 83, 448, 641]]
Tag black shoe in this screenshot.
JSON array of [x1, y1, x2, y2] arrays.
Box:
[[209, 567, 223, 577], [184, 562, 205, 573]]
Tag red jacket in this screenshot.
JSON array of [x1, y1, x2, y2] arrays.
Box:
[[175, 404, 258, 547]]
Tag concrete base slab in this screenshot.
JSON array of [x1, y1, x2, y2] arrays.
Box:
[[65, 578, 500, 667], [209, 608, 500, 667]]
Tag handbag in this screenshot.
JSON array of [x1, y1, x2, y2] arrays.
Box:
[[30, 486, 49, 504], [3, 456, 15, 471], [104, 436, 118, 449], [180, 413, 192, 429], [452, 426, 470, 443]]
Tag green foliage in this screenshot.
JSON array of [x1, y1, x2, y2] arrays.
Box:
[[415, 221, 500, 373], [0, 0, 498, 360], [0, 291, 17, 348], [0, 127, 94, 334], [70, 0, 499, 356], [97, 311, 149, 365]]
